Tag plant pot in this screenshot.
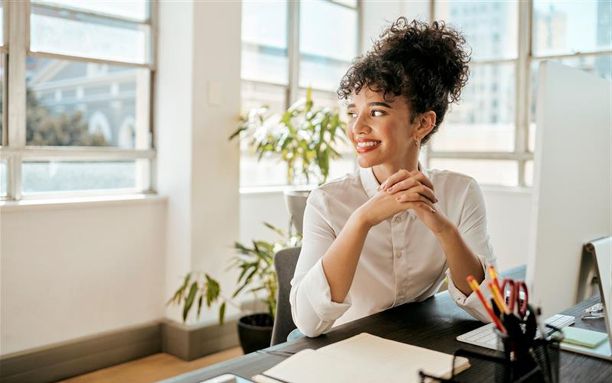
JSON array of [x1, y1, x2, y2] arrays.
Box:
[[237, 313, 274, 354], [284, 189, 311, 235]]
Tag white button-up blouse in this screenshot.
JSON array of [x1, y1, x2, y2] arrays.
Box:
[[289, 166, 496, 337]]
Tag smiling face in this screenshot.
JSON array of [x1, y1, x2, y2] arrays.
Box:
[[346, 88, 419, 171]]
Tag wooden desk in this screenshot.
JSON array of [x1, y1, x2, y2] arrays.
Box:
[[162, 270, 611, 383]]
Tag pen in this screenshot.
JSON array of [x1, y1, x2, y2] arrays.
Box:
[[467, 276, 507, 334]]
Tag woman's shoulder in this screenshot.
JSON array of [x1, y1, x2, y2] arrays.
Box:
[[427, 168, 482, 200], [309, 171, 362, 202]]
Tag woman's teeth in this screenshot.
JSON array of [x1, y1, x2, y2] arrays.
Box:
[[357, 141, 380, 148]]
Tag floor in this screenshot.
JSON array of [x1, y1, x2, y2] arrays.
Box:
[[59, 347, 243, 383]]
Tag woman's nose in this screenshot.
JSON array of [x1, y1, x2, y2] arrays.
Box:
[[351, 114, 371, 136]]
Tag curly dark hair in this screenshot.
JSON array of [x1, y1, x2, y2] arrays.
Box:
[[337, 17, 470, 144]]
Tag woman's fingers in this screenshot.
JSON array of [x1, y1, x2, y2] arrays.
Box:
[[394, 191, 431, 204], [379, 169, 411, 191], [410, 171, 434, 191], [396, 194, 437, 214], [379, 169, 434, 192], [389, 183, 437, 204], [386, 177, 419, 193]]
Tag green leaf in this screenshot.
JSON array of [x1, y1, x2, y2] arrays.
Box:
[[228, 126, 246, 141], [167, 273, 191, 305], [205, 274, 221, 306], [196, 295, 203, 318], [232, 281, 249, 298], [182, 281, 198, 322]]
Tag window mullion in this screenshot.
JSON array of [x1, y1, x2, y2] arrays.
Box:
[[7, 0, 29, 199], [287, 0, 300, 106], [515, 0, 532, 187]]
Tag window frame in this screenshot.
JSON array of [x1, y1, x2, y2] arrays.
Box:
[[0, 0, 157, 201], [239, 0, 360, 189], [426, 0, 612, 187]]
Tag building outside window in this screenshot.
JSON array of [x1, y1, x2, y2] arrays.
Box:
[[430, 0, 610, 187], [0, 0, 155, 199]]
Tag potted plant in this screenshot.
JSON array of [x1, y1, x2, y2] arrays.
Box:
[[230, 88, 347, 234], [167, 223, 301, 354]]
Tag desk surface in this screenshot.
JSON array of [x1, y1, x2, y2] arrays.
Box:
[[163, 270, 612, 383]]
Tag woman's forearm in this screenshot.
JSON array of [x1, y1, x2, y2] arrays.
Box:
[[435, 225, 485, 295], [321, 211, 372, 303]]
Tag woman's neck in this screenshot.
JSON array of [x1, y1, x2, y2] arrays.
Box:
[[372, 157, 419, 185]]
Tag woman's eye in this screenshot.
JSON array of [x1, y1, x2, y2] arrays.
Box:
[[371, 110, 385, 117], [347, 111, 357, 119]]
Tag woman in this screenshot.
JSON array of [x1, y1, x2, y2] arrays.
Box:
[[289, 18, 496, 338]]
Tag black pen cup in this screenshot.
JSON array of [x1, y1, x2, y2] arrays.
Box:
[[493, 329, 561, 383]]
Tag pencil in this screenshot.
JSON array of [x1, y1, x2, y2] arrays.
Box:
[[488, 281, 509, 315], [487, 265, 501, 291], [467, 276, 507, 334]]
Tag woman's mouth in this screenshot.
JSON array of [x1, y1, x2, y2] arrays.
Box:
[[355, 140, 381, 153]]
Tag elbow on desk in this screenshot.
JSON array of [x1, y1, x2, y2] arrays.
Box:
[[290, 303, 331, 338], [294, 319, 329, 338]]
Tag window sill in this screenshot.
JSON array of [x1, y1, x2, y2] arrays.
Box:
[[0, 193, 167, 213]]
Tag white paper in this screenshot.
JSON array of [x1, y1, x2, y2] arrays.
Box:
[[258, 333, 470, 383]]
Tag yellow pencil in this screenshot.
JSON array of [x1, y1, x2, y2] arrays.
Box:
[[488, 281, 509, 315], [467, 276, 507, 334], [488, 265, 501, 291]]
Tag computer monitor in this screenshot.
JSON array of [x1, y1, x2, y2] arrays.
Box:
[[526, 62, 611, 318], [592, 238, 612, 352]]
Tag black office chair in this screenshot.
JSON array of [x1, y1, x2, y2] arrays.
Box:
[[270, 246, 301, 346]]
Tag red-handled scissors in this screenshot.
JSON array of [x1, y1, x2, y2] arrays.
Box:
[[501, 278, 529, 318]]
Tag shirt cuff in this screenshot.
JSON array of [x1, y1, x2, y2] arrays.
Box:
[[447, 255, 493, 323], [301, 259, 352, 322]]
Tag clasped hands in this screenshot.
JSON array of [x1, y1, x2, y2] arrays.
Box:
[[356, 169, 453, 235]]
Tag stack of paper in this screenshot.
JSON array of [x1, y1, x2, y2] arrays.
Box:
[[253, 333, 470, 383]]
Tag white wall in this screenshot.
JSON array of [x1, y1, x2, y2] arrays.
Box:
[[0, 198, 166, 355], [0, 0, 244, 356], [156, 1, 241, 325]]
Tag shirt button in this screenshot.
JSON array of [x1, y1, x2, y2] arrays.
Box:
[[395, 252, 401, 258]]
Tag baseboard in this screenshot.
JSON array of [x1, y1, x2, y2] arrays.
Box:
[[0, 319, 240, 383], [162, 318, 240, 361], [0, 322, 162, 383]]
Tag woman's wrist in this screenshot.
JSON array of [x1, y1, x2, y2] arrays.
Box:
[[351, 207, 375, 231], [432, 218, 458, 239]]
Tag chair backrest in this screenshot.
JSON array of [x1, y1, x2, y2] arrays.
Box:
[[271, 246, 301, 346]]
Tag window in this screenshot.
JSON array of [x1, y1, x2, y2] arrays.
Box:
[[0, 0, 155, 200], [429, 0, 611, 187], [240, 0, 358, 187]]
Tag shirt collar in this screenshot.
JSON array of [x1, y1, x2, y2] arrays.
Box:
[[359, 164, 428, 200]]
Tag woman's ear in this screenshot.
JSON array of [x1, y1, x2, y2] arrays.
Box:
[[415, 111, 437, 141]]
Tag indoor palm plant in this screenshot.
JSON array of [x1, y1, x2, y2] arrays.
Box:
[[230, 88, 347, 186], [230, 88, 348, 234], [167, 223, 301, 353]]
